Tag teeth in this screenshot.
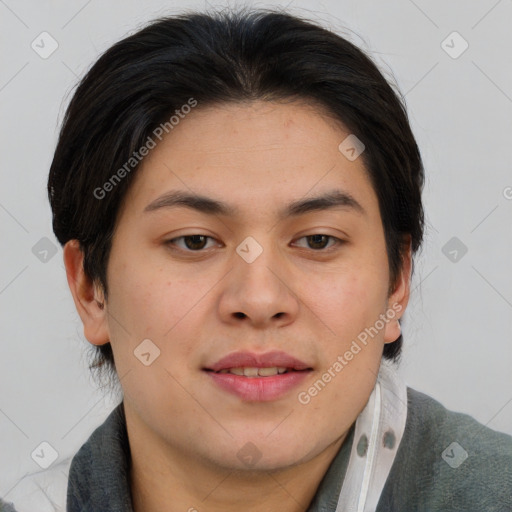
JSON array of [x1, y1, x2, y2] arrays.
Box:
[[244, 367, 260, 377], [217, 367, 291, 377], [257, 367, 278, 377]]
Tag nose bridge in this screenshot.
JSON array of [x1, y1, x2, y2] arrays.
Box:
[[219, 234, 298, 324], [234, 234, 285, 295]]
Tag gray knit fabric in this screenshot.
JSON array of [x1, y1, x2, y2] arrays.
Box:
[[1, 387, 511, 511]]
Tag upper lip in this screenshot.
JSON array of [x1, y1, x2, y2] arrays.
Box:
[[205, 350, 312, 372]]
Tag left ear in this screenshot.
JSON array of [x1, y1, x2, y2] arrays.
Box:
[[383, 235, 412, 344]]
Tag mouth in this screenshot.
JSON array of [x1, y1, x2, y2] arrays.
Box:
[[205, 366, 308, 376], [203, 351, 313, 401]]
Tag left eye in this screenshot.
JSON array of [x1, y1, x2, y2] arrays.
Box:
[[166, 235, 218, 251], [293, 234, 341, 250]]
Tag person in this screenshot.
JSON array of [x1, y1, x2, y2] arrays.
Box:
[[3, 7, 511, 512]]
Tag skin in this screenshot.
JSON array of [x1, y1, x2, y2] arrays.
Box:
[[64, 99, 411, 512]]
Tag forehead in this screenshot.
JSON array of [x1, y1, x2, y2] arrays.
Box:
[[120, 100, 379, 221]]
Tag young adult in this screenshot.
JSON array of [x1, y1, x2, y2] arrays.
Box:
[[2, 8, 510, 512]]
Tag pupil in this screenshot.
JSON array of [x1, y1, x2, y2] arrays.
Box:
[[185, 235, 207, 250], [308, 234, 328, 249]]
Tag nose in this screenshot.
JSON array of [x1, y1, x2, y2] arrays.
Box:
[[217, 239, 300, 329]]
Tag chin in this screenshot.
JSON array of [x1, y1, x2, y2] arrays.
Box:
[[204, 437, 317, 473]]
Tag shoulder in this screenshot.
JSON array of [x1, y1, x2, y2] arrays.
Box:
[[406, 387, 512, 460], [0, 457, 72, 512], [406, 386, 512, 448], [377, 387, 512, 512], [0, 404, 125, 512], [0, 498, 17, 512]]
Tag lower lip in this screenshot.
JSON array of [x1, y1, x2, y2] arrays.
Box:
[[205, 370, 311, 401]]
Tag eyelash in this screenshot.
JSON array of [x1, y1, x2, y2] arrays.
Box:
[[164, 234, 344, 253]]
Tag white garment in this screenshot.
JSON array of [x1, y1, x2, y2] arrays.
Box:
[[4, 457, 71, 512], [335, 360, 408, 512]]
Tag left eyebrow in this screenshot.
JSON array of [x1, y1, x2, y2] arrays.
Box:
[[143, 189, 366, 218], [285, 190, 366, 217]]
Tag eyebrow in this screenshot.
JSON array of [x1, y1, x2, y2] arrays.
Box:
[[143, 189, 366, 218]]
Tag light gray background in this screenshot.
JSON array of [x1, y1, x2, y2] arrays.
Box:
[[1, 0, 511, 492]]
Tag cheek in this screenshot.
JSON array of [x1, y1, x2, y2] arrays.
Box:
[[312, 264, 384, 308], [108, 252, 191, 331], [110, 266, 206, 365], [304, 264, 388, 347], [106, 263, 202, 397]]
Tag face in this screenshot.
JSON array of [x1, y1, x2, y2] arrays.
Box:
[[69, 100, 410, 472]]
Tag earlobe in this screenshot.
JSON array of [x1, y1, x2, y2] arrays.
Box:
[[63, 240, 110, 346], [383, 237, 412, 344], [384, 319, 402, 344]]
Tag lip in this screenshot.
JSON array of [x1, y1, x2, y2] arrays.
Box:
[[205, 350, 311, 372], [203, 350, 313, 402]]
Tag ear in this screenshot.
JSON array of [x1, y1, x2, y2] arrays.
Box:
[[63, 240, 110, 346], [383, 236, 412, 344]]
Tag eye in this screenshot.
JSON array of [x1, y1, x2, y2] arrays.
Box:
[[293, 234, 343, 250], [164, 233, 344, 253], [165, 235, 219, 251]]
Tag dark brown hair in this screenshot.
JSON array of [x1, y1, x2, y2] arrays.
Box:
[[48, 8, 425, 387]]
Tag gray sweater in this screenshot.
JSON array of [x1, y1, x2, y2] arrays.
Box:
[[1, 387, 511, 511]]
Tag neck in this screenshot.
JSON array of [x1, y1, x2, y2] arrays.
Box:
[[127, 418, 348, 512]]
